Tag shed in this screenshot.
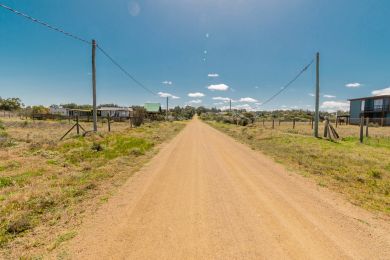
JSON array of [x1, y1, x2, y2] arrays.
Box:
[[144, 103, 162, 113], [98, 107, 133, 118]]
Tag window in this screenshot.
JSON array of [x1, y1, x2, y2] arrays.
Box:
[[361, 100, 365, 111], [374, 99, 383, 110]]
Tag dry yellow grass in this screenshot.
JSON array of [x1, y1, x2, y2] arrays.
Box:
[[0, 117, 186, 258]]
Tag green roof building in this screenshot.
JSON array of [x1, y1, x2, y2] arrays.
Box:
[[144, 103, 162, 113]]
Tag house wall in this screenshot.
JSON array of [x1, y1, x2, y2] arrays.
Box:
[[350, 100, 362, 124], [49, 107, 69, 116]]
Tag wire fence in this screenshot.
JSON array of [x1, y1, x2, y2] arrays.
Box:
[[251, 118, 390, 139]]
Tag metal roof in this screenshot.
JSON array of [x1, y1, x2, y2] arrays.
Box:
[[144, 103, 161, 113], [349, 95, 390, 101]]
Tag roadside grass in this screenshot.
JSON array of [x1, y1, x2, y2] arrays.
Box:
[[0, 119, 186, 258], [207, 121, 390, 215]]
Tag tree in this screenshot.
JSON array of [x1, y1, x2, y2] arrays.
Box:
[[0, 97, 23, 111], [32, 105, 49, 114], [61, 103, 93, 110]]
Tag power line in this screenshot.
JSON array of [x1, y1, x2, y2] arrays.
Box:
[[97, 45, 157, 96], [260, 59, 314, 106], [0, 3, 157, 96], [0, 3, 90, 44]]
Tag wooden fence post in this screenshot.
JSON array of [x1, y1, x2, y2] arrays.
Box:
[[107, 114, 111, 132], [278, 120, 281, 126], [365, 117, 369, 137], [293, 118, 296, 129], [76, 115, 80, 135], [263, 119, 265, 127], [311, 117, 314, 129], [272, 119, 275, 129], [324, 117, 329, 138], [359, 116, 364, 143]]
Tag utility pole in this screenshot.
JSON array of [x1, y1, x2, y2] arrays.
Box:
[[166, 96, 169, 121], [314, 52, 320, 138], [230, 99, 232, 112], [92, 39, 97, 132]]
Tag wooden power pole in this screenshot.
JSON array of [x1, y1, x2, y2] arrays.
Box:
[[166, 96, 169, 121], [230, 99, 232, 112], [92, 39, 97, 132], [314, 52, 320, 138]]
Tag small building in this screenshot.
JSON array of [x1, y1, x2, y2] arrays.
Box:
[[49, 106, 69, 116], [144, 103, 162, 114], [349, 95, 390, 126], [98, 107, 133, 118]]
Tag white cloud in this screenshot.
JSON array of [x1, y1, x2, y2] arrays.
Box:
[[158, 92, 180, 99], [372, 87, 390, 96], [208, 84, 229, 91], [323, 94, 336, 98], [128, 1, 141, 17], [206, 33, 210, 38], [208, 73, 219, 78], [189, 99, 202, 104], [254, 86, 259, 89], [162, 80, 173, 86], [321, 101, 349, 112], [213, 102, 224, 105], [345, 82, 361, 88], [239, 97, 258, 103], [188, 92, 205, 98], [204, 50, 208, 54], [212, 97, 230, 102]]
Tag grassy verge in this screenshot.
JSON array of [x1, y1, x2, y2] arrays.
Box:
[[0, 121, 186, 258], [206, 121, 390, 215]]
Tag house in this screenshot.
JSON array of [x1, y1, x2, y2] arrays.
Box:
[[49, 106, 69, 116], [144, 103, 162, 114], [98, 107, 133, 118], [349, 95, 390, 126]]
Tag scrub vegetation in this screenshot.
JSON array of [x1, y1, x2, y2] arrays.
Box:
[[0, 118, 186, 258]]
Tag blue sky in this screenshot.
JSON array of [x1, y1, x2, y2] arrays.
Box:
[[1, 0, 390, 111]]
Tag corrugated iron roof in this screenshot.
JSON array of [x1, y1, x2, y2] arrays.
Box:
[[349, 95, 390, 101]]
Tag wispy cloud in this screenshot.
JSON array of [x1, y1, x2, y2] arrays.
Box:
[[212, 97, 230, 102], [372, 87, 390, 96], [162, 80, 173, 86], [323, 94, 336, 98], [188, 92, 205, 98], [321, 101, 349, 112], [345, 82, 362, 88], [239, 97, 258, 103], [208, 73, 219, 78], [208, 84, 229, 91], [220, 104, 254, 111], [158, 92, 180, 99], [308, 93, 315, 97], [189, 99, 202, 104]]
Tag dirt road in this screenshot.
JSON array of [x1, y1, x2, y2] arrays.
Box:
[[68, 117, 390, 259]]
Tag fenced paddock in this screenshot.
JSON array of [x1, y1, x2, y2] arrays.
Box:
[[251, 118, 390, 139], [0, 117, 133, 144]]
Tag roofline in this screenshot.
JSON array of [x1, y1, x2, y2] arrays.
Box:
[[348, 95, 390, 101]]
